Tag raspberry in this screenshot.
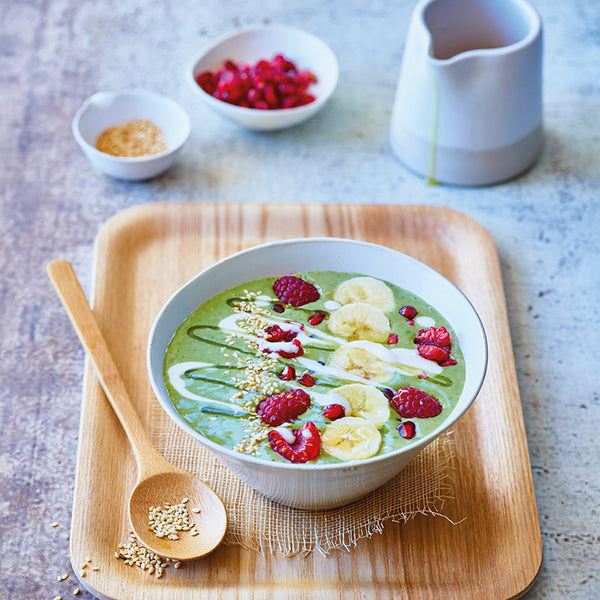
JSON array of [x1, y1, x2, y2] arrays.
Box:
[[390, 387, 443, 418], [273, 276, 320, 307], [397, 421, 416, 439], [322, 404, 345, 420], [256, 389, 311, 426], [387, 333, 399, 345], [267, 422, 321, 463], [414, 326, 454, 364]]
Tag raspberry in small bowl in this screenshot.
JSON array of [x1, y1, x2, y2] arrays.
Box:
[[188, 25, 338, 130]]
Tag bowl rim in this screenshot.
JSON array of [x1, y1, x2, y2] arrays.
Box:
[[147, 237, 488, 471], [72, 88, 191, 163], [187, 24, 339, 115]]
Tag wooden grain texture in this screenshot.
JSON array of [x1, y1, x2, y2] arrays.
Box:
[[48, 259, 227, 561], [70, 203, 542, 600]]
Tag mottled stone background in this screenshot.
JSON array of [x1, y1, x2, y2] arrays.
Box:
[[1, 0, 598, 598]]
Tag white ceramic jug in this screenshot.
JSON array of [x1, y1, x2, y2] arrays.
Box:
[[390, 0, 543, 186]]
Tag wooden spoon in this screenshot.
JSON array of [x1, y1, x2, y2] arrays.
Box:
[[47, 259, 227, 561]]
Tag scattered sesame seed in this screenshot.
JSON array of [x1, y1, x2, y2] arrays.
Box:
[[73, 588, 81, 596], [92, 566, 99, 571], [116, 532, 172, 578], [51, 522, 59, 528]]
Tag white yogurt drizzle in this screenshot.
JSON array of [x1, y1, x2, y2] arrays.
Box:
[[346, 340, 443, 375], [169, 310, 444, 415], [167, 361, 248, 413], [415, 315, 436, 327], [217, 313, 345, 348], [272, 426, 296, 443], [323, 300, 342, 310]]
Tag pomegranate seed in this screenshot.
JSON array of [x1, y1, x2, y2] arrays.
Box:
[[387, 333, 399, 345], [322, 404, 346, 420], [264, 84, 278, 106], [272, 303, 285, 313], [298, 372, 316, 387], [382, 388, 395, 400], [399, 305, 418, 320], [195, 55, 317, 110], [308, 311, 326, 326], [279, 365, 296, 381], [397, 421, 417, 439], [247, 88, 261, 104]]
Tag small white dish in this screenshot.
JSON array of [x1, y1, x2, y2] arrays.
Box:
[[147, 238, 488, 510], [188, 25, 339, 131], [72, 89, 191, 181]]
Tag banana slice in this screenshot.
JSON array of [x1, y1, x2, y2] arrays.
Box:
[[327, 302, 390, 342], [331, 384, 390, 428], [328, 345, 393, 383], [321, 417, 381, 460], [333, 276, 395, 313]]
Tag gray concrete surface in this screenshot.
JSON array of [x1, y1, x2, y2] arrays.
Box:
[[1, 0, 598, 598]]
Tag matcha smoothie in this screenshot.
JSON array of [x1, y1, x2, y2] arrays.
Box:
[[163, 271, 465, 465]]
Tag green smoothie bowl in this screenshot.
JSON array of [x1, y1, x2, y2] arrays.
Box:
[[147, 238, 487, 510]]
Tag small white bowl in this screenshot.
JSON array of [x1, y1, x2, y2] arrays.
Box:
[[148, 238, 488, 510], [188, 25, 339, 131], [72, 89, 191, 181]]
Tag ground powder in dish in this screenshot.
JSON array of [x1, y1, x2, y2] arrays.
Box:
[[95, 119, 167, 157]]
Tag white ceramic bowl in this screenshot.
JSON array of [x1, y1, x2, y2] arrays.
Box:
[[72, 89, 191, 181], [188, 25, 339, 131], [147, 238, 487, 510]]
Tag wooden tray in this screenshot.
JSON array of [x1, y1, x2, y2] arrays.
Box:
[[71, 203, 542, 599]]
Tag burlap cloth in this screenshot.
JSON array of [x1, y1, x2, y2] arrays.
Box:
[[152, 404, 456, 557]]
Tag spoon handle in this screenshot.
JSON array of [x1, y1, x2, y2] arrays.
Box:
[[47, 259, 162, 472]]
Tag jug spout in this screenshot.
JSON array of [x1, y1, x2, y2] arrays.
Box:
[[423, 0, 541, 62], [390, 0, 543, 186]]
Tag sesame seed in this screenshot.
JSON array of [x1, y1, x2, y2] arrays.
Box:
[[148, 500, 193, 539], [73, 588, 81, 595], [115, 532, 170, 578], [51, 522, 59, 528]]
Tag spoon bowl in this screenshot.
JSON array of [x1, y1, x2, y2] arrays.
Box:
[[129, 471, 227, 561], [47, 259, 227, 561]]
